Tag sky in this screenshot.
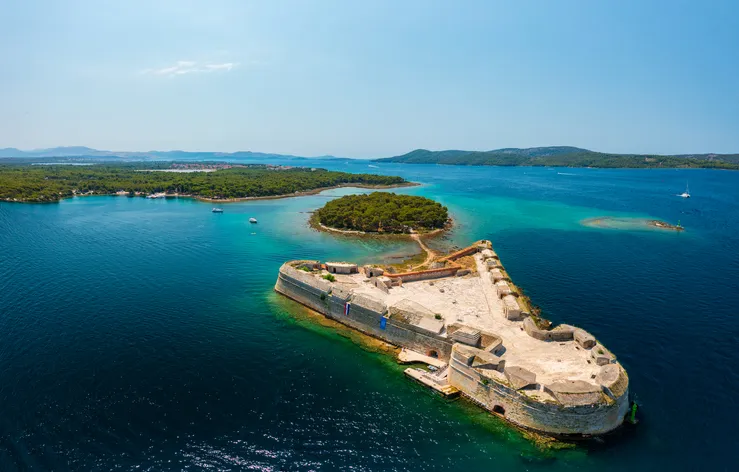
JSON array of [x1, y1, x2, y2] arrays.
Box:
[[1, 0, 737, 158]]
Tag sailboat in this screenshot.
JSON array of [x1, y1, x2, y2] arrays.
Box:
[[678, 183, 690, 198]]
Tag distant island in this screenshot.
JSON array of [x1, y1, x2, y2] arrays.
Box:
[[3, 145, 739, 170], [376, 146, 739, 170], [582, 217, 685, 232], [312, 192, 449, 234], [0, 146, 335, 161], [0, 163, 410, 203]]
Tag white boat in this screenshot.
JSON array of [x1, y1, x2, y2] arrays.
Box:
[[249, 217, 258, 223], [678, 183, 690, 198], [212, 208, 223, 213]]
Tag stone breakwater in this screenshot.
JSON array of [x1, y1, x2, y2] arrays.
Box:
[[274, 241, 630, 437]]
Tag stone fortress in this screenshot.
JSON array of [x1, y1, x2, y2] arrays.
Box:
[[274, 240, 630, 437]]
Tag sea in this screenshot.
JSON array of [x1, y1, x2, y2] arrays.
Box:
[[1, 159, 738, 471]]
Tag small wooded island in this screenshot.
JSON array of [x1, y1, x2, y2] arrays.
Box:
[[0, 163, 410, 203], [313, 192, 449, 234]]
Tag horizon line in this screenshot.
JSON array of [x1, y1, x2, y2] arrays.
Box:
[[1, 145, 737, 159]]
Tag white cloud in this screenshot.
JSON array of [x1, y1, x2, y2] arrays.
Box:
[[142, 61, 237, 77]]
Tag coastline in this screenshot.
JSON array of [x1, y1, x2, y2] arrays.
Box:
[[193, 181, 420, 203], [0, 181, 420, 205], [308, 214, 453, 237], [308, 215, 454, 271]]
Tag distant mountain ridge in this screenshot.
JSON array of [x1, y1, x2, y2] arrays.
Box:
[[3, 145, 739, 169], [0, 146, 335, 160], [376, 147, 739, 169]]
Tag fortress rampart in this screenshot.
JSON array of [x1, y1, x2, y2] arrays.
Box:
[[274, 242, 630, 438], [276, 264, 455, 358]]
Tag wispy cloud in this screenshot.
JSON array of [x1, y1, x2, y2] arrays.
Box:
[[142, 61, 237, 77]]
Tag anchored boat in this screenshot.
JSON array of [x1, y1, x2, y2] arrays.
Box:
[[212, 208, 224, 213], [249, 217, 258, 223]]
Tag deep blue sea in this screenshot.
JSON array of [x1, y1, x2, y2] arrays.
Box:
[[1, 160, 738, 471]]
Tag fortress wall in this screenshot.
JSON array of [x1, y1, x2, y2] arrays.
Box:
[[330, 301, 453, 359], [275, 269, 331, 314], [523, 317, 574, 342], [448, 357, 629, 436], [386, 266, 459, 283], [441, 245, 481, 261], [276, 263, 453, 359], [276, 261, 627, 436]]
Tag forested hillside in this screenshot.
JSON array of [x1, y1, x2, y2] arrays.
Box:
[[377, 147, 739, 169], [0, 164, 407, 202]]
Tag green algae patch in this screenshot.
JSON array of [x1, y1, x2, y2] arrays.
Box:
[[268, 291, 400, 359]]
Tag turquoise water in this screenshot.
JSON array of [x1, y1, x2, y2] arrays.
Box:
[[1, 162, 738, 470]]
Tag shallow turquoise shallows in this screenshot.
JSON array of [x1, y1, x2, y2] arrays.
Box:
[[1, 160, 738, 471]]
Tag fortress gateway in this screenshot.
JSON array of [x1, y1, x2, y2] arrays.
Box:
[[274, 241, 629, 437]]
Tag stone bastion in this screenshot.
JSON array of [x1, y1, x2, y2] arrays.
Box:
[[274, 242, 630, 437]]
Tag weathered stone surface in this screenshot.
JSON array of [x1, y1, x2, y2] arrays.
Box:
[[505, 366, 537, 390], [489, 268, 505, 281], [389, 299, 443, 334], [413, 316, 444, 335], [363, 266, 384, 277], [596, 364, 629, 398], [574, 329, 596, 349], [545, 380, 603, 406], [502, 295, 522, 320], [331, 285, 352, 301], [326, 262, 358, 274], [523, 317, 548, 341], [451, 326, 481, 346], [451, 344, 477, 365], [389, 298, 435, 319], [370, 277, 389, 293], [472, 351, 504, 371], [495, 280, 513, 298], [591, 344, 616, 365], [351, 292, 387, 315], [282, 265, 332, 293], [549, 324, 575, 341], [480, 332, 503, 353]]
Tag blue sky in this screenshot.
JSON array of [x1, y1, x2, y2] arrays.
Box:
[[1, 0, 737, 157]]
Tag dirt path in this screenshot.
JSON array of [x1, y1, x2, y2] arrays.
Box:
[[410, 233, 438, 270]]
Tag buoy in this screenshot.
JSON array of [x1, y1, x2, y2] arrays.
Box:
[[628, 401, 638, 424]]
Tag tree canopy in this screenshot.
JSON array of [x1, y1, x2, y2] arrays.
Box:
[[315, 192, 449, 233], [0, 163, 407, 202], [378, 148, 739, 169]]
